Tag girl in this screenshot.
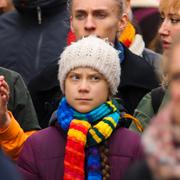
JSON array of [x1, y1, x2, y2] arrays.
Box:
[[17, 36, 143, 180]]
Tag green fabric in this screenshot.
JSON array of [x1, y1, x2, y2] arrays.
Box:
[[130, 88, 170, 133], [0, 67, 41, 131]]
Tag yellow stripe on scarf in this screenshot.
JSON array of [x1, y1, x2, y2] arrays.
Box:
[[68, 129, 87, 144], [107, 101, 117, 112], [89, 129, 102, 143], [89, 116, 116, 142], [97, 122, 113, 137]]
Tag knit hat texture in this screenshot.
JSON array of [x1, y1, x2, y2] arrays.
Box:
[[58, 36, 120, 95]]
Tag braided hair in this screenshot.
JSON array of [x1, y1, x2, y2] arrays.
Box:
[[99, 142, 110, 180]]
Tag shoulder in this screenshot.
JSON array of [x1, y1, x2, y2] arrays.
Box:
[[132, 92, 154, 130], [21, 126, 66, 158], [26, 126, 65, 145], [0, 11, 21, 30], [123, 45, 155, 70], [111, 127, 140, 143], [143, 48, 161, 62], [0, 67, 19, 77], [109, 128, 143, 157], [0, 67, 22, 85], [135, 92, 153, 114], [143, 48, 162, 75], [121, 45, 159, 89]]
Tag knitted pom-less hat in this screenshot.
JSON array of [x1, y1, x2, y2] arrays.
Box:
[[58, 36, 120, 95]]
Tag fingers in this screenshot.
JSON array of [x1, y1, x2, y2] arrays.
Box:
[[0, 75, 10, 103]]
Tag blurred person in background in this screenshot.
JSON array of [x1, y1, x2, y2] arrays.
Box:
[[131, 0, 180, 132], [124, 34, 180, 180]]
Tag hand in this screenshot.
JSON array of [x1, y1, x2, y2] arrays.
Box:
[[0, 75, 10, 128]]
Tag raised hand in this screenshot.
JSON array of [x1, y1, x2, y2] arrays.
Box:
[[0, 75, 10, 127]]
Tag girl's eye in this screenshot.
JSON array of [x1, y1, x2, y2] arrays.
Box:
[[90, 75, 101, 81], [170, 18, 180, 24], [160, 16, 165, 23], [70, 75, 80, 81]]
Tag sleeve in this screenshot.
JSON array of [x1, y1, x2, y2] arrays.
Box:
[[10, 74, 41, 131], [130, 92, 155, 133], [0, 112, 37, 160], [17, 136, 39, 180]]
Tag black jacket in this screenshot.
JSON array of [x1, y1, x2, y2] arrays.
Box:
[[28, 45, 160, 128], [0, 0, 69, 84]]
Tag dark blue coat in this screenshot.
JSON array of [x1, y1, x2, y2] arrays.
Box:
[[0, 0, 69, 84]]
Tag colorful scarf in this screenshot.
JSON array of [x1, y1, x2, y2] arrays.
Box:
[[57, 97, 120, 180]]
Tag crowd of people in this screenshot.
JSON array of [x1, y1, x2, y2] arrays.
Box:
[[0, 0, 180, 179]]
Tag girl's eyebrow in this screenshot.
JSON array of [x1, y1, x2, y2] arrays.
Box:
[[168, 13, 180, 17]]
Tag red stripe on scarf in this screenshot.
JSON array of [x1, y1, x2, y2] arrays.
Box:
[[70, 122, 90, 135], [64, 120, 90, 180]]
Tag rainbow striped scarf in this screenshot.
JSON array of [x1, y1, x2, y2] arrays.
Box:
[[57, 97, 120, 180]]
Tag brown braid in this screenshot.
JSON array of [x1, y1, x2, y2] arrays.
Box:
[[99, 142, 110, 180]]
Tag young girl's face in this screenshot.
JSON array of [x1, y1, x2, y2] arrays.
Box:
[[65, 67, 109, 113]]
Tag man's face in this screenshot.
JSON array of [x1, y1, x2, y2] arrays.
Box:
[[0, 0, 7, 14], [70, 0, 126, 43]]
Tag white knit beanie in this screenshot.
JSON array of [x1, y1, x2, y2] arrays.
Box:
[[58, 36, 121, 95]]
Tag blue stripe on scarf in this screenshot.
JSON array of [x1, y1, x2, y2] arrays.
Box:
[[57, 97, 113, 130], [87, 147, 102, 180]]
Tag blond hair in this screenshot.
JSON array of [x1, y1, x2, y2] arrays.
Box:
[[159, 0, 180, 14]]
